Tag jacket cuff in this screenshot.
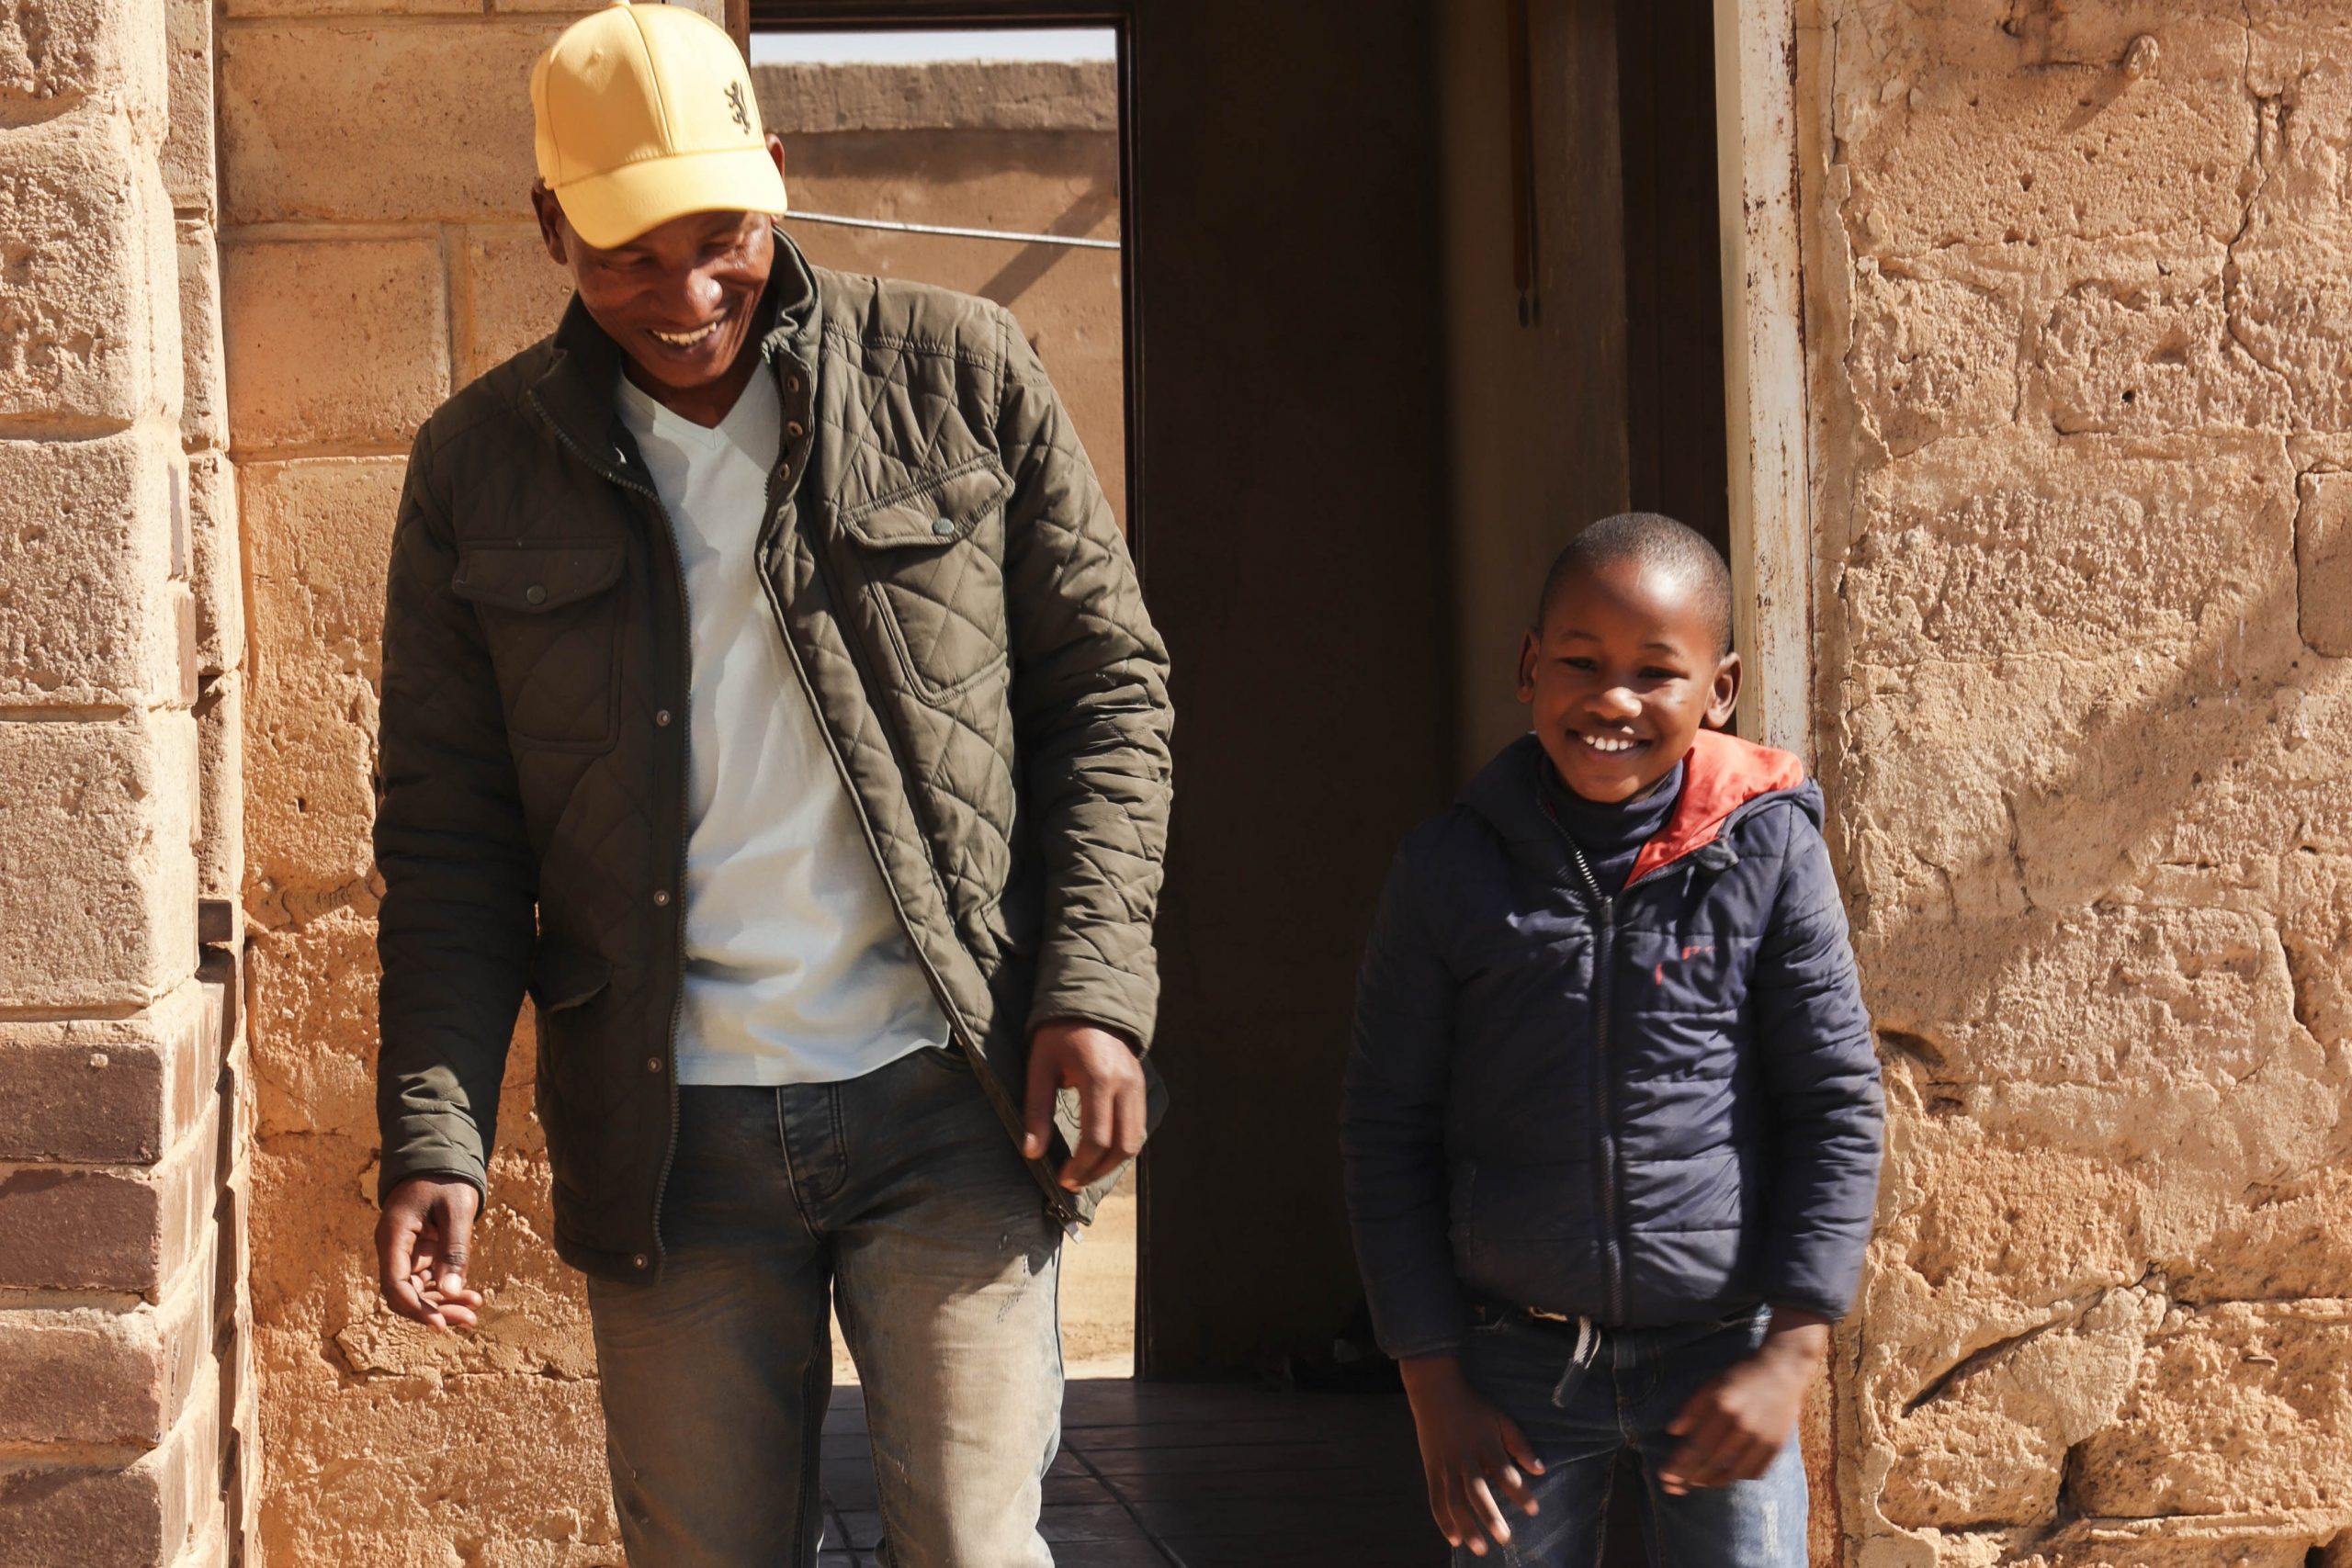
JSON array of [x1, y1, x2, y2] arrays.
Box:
[[1366, 1287, 1472, 1363], [1383, 1327, 1468, 1362], [378, 1112, 490, 1205], [1767, 1299, 1846, 1326], [1027, 956, 1159, 1054], [1754, 1268, 1858, 1323]]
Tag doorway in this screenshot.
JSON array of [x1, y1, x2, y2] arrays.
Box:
[[745, 17, 1140, 1382], [741, 1, 1773, 1562], [747, 0, 1756, 1398]]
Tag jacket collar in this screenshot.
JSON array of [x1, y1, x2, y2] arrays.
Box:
[[528, 226, 823, 464], [1623, 728, 1811, 886], [1461, 729, 1815, 890]]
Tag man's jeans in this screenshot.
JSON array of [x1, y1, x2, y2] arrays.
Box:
[[585, 1047, 1063, 1568], [1453, 1307, 1808, 1568]]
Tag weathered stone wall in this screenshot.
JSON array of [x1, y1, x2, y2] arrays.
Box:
[[1803, 5, 2352, 1563], [0, 0, 254, 1562], [213, 22, 1125, 1559]]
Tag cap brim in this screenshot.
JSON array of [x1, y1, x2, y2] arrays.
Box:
[[552, 145, 789, 251]]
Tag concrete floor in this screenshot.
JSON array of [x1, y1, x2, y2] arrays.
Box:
[[815, 1379, 1441, 1567]]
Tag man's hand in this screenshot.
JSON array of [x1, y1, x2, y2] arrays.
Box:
[[1659, 1308, 1830, 1495], [1398, 1354, 1544, 1556], [1021, 1020, 1145, 1191], [376, 1176, 486, 1332]]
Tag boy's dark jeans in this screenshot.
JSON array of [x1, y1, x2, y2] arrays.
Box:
[[1453, 1307, 1807, 1568]]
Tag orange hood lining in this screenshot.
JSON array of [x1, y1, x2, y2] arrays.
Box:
[[1622, 728, 1807, 890]]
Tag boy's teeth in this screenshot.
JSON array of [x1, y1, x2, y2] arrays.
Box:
[[1582, 734, 1637, 753]]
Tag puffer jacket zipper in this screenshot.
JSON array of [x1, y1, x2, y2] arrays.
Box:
[[748, 378, 1080, 1228], [526, 390, 690, 1270], [1551, 817, 1626, 1325]]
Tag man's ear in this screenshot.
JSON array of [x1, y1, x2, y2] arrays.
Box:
[[766, 132, 790, 219], [1516, 630, 1541, 705], [1704, 650, 1743, 730], [530, 180, 569, 267]]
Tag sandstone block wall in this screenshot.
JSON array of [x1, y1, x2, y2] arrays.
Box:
[[1803, 5, 2352, 1563], [0, 0, 253, 1562], [214, 25, 1125, 1559]]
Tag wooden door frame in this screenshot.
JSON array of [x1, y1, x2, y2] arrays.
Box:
[[1716, 16, 1842, 1555], [1712, 0, 1816, 761], [742, 0, 1812, 755]]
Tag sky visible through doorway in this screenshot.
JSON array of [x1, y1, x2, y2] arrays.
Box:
[[750, 28, 1116, 65]]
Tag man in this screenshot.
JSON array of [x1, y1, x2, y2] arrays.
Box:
[[368, 6, 1172, 1563]]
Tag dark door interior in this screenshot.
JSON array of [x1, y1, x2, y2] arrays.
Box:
[[748, 3, 1730, 1415], [1617, 0, 1730, 558]]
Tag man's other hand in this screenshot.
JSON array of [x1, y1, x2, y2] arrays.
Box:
[[1021, 1020, 1144, 1191], [377, 1176, 486, 1331]]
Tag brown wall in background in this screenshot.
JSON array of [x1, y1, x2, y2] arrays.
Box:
[[0, 0, 257, 1561]]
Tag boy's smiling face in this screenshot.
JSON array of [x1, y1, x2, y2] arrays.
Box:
[[1518, 557, 1741, 805]]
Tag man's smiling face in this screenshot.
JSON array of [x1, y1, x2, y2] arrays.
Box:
[[1517, 557, 1741, 806], [531, 134, 786, 416]]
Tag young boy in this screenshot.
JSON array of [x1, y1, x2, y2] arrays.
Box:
[[1340, 513, 1883, 1565]]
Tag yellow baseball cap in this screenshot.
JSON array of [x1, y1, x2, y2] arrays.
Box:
[[530, 1, 789, 250]]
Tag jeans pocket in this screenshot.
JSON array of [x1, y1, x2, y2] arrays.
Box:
[[909, 1043, 974, 1076]]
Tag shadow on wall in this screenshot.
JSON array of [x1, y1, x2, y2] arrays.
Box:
[[1832, 437, 2352, 1547]]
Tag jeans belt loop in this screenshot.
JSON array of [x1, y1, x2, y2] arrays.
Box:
[[1525, 1305, 1601, 1371]]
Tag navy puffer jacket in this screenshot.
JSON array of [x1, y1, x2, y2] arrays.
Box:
[[1340, 731, 1883, 1358]]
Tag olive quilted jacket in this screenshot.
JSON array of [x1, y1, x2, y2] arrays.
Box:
[[372, 234, 1173, 1280]]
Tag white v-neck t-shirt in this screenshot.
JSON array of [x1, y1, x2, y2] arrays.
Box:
[[615, 366, 948, 1086]]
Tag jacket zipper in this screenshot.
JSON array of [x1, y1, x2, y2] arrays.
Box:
[[1555, 826, 1626, 1325], [748, 409, 1080, 1227], [527, 390, 691, 1270], [1541, 770, 1792, 1320]]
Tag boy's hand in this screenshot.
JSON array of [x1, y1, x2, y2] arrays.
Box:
[[1659, 1308, 1829, 1495], [1398, 1354, 1545, 1556]]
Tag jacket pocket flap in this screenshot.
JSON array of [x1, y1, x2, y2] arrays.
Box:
[[453, 542, 625, 612], [840, 459, 1012, 549], [528, 938, 611, 1013]]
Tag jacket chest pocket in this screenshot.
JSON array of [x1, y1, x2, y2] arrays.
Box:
[[452, 540, 627, 751], [1622, 927, 1749, 1021], [836, 459, 1012, 706]]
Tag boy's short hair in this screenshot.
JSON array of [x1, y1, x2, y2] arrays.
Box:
[[1533, 512, 1735, 659]]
